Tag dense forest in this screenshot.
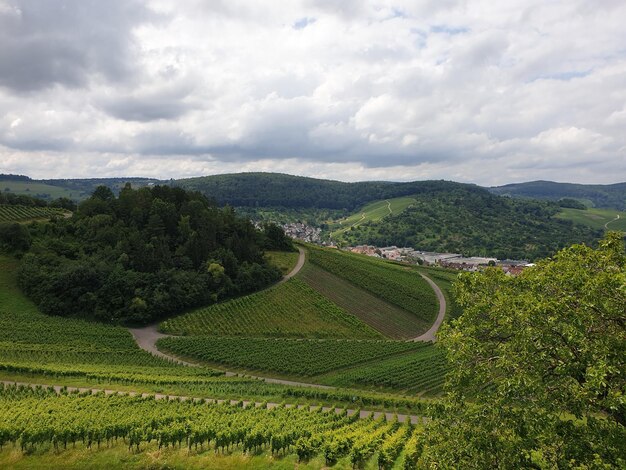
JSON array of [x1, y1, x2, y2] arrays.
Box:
[[490, 180, 626, 210], [175, 173, 474, 210], [12, 185, 288, 324], [334, 184, 602, 260]]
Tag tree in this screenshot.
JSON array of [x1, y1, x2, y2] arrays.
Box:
[[419, 232, 625, 468]]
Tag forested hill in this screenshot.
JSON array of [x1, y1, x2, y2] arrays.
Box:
[[174, 173, 479, 210], [333, 184, 602, 260], [489, 180, 626, 210], [13, 185, 287, 324]]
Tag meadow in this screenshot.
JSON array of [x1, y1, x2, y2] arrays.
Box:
[[556, 207, 626, 231], [330, 196, 416, 238]]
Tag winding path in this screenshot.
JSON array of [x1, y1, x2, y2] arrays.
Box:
[[411, 274, 447, 342], [129, 246, 446, 389], [129, 246, 334, 389], [605, 214, 620, 230]]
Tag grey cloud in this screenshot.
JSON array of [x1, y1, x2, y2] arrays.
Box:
[[0, 0, 155, 92]]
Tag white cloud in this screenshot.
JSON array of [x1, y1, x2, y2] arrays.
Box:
[[0, 0, 625, 185]]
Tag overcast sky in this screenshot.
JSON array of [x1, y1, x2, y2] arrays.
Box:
[[1, 0, 625, 185]]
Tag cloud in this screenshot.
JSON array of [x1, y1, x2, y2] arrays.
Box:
[[0, 0, 155, 92], [0, 0, 625, 185]]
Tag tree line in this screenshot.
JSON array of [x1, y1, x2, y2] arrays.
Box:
[[12, 184, 291, 324]]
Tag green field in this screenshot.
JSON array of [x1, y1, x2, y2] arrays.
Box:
[[556, 207, 626, 231], [0, 180, 78, 200], [0, 204, 67, 222], [0, 384, 424, 470], [264, 250, 299, 275], [160, 278, 382, 339], [330, 196, 416, 238], [157, 336, 425, 377], [299, 263, 427, 339], [319, 346, 447, 395], [307, 246, 438, 333]]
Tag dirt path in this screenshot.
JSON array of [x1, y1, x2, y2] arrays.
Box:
[[129, 245, 332, 389], [0, 380, 424, 424], [411, 274, 447, 342], [605, 214, 620, 229], [277, 246, 306, 285]]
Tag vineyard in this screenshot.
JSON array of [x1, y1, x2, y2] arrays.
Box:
[[0, 204, 65, 222], [160, 278, 381, 339], [299, 263, 427, 339], [0, 384, 426, 469], [157, 336, 426, 377], [308, 246, 438, 331], [320, 345, 448, 395]]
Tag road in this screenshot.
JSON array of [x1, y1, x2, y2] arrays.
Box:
[[129, 247, 447, 389], [1, 380, 424, 424], [411, 274, 447, 342]]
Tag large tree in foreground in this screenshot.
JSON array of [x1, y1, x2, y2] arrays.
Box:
[[419, 233, 625, 469]]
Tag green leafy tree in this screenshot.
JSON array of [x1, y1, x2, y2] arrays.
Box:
[[419, 232, 625, 468]]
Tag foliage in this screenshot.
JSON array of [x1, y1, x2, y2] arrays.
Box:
[[558, 197, 587, 210], [160, 278, 381, 339], [15, 184, 281, 324], [0, 385, 421, 469], [418, 233, 626, 468], [261, 222, 294, 251], [299, 262, 428, 339], [335, 185, 602, 260], [157, 336, 423, 377], [176, 173, 482, 210], [308, 246, 438, 330], [319, 345, 447, 395], [0, 222, 31, 253], [263, 250, 299, 275]]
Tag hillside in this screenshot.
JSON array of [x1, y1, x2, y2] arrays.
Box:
[[489, 180, 626, 210], [0, 174, 158, 202], [174, 172, 471, 210], [332, 185, 602, 260]]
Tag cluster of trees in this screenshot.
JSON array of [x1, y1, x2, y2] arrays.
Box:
[[336, 185, 602, 260], [419, 233, 625, 468], [16, 185, 287, 324]]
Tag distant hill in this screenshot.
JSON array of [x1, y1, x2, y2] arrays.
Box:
[[489, 181, 626, 211], [331, 184, 602, 260], [0, 176, 159, 201], [174, 172, 467, 210]]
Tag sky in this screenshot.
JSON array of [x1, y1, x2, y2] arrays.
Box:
[[1, 0, 625, 186]]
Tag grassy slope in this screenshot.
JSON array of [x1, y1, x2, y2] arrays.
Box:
[[0, 180, 77, 200], [556, 207, 626, 231], [307, 246, 438, 333], [264, 250, 299, 275], [299, 263, 426, 339], [160, 278, 382, 339], [330, 196, 417, 237]]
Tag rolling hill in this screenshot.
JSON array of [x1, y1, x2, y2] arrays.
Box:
[[489, 180, 626, 210]]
